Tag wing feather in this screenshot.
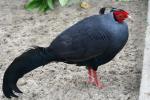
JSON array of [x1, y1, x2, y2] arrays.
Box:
[[50, 15, 111, 61]]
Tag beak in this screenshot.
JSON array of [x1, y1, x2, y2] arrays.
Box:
[[128, 15, 134, 22]]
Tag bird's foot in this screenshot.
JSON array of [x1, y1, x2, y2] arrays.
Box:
[[87, 66, 106, 89], [86, 76, 106, 88], [87, 76, 95, 84], [93, 78, 105, 89]]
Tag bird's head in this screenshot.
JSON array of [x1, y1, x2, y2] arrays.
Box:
[[99, 7, 131, 23]]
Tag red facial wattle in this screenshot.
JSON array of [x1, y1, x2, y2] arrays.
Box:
[[113, 10, 129, 23]]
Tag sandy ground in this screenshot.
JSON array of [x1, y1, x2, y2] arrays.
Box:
[[0, 0, 148, 100]]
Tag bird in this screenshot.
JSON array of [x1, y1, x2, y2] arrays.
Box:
[[2, 7, 130, 98]]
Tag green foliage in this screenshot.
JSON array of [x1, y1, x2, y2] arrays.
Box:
[[25, 0, 69, 12], [59, 0, 69, 6]]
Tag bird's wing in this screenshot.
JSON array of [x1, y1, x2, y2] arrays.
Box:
[[50, 15, 112, 61]]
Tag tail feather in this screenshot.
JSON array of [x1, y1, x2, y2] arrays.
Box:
[[2, 46, 55, 98]]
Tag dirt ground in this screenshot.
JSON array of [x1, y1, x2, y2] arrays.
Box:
[[0, 0, 148, 100]]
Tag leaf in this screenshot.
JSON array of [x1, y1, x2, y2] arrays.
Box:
[[25, 0, 41, 11], [25, 0, 69, 12], [47, 0, 54, 9], [38, 0, 49, 12], [59, 0, 69, 6]]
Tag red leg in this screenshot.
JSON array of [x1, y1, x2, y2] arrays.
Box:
[[87, 66, 105, 88], [92, 69, 104, 88], [88, 66, 94, 84]]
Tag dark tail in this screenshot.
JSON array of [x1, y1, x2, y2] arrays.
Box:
[[2, 46, 56, 98]]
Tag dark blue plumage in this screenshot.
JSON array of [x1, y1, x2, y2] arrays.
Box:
[[2, 7, 129, 98], [50, 13, 128, 69]]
